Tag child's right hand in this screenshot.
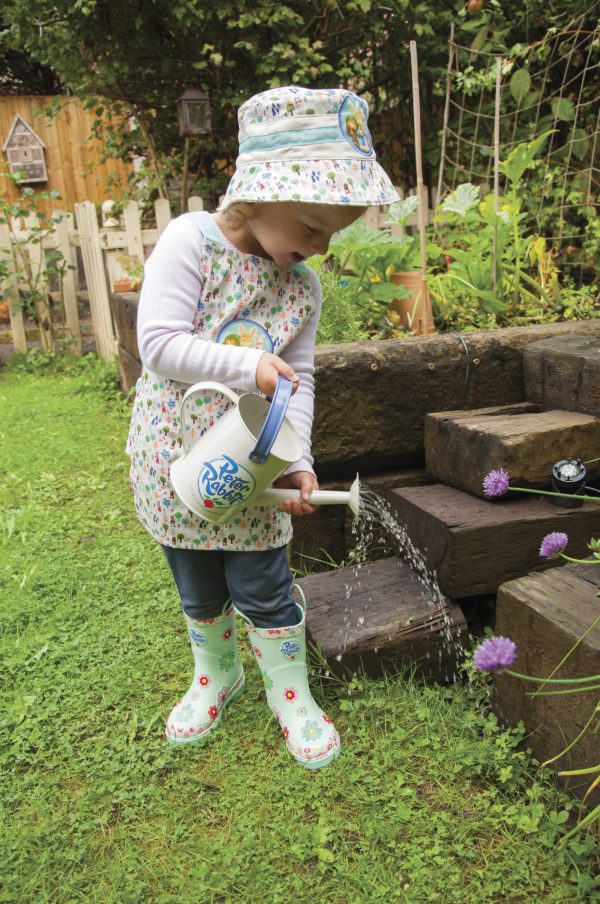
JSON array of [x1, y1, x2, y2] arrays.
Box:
[[256, 352, 300, 397]]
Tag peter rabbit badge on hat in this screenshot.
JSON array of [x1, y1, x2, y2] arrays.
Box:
[[219, 86, 399, 209]]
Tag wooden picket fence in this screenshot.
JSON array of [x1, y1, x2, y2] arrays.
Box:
[[1, 188, 433, 360]]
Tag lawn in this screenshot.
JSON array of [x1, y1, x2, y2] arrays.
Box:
[[1, 356, 598, 903]]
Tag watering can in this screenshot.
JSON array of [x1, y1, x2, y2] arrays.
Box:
[[170, 376, 360, 526]]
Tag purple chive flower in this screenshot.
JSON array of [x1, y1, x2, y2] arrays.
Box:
[[482, 468, 510, 497], [473, 636, 517, 672], [539, 531, 569, 559]]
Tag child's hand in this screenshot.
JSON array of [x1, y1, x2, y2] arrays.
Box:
[[256, 352, 300, 397], [272, 471, 318, 516]]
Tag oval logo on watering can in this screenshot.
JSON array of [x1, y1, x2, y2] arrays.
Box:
[[197, 454, 257, 511]]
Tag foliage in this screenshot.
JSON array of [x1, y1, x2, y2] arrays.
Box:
[[438, 3, 599, 282], [311, 256, 370, 346], [0, 0, 451, 206], [429, 133, 600, 332], [324, 197, 436, 338], [0, 170, 75, 352], [115, 252, 144, 290], [1, 364, 599, 901], [2, 0, 596, 248]]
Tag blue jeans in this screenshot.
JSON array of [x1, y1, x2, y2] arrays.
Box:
[[161, 545, 298, 628]]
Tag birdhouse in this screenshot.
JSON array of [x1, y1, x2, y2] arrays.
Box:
[[2, 114, 48, 183]]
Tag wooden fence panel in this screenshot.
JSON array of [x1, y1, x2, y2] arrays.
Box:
[[0, 96, 133, 216], [4, 189, 421, 358], [74, 201, 117, 360], [53, 210, 82, 354]]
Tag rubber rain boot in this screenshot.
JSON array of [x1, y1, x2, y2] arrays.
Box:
[[240, 586, 340, 769], [166, 600, 244, 745]]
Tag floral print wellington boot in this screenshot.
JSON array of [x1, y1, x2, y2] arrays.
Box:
[[240, 587, 340, 769], [165, 600, 245, 745]]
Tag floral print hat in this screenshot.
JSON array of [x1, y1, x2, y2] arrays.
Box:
[[219, 85, 399, 209]]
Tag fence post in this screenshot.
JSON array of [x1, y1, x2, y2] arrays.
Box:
[[74, 201, 117, 360], [0, 222, 27, 353], [23, 212, 53, 352], [53, 209, 82, 354], [187, 196, 204, 212], [122, 200, 145, 264], [154, 198, 172, 238]]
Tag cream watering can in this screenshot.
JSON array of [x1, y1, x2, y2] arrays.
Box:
[[170, 376, 360, 526]]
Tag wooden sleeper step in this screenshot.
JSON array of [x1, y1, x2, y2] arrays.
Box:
[[299, 556, 468, 683], [424, 402, 600, 498], [386, 483, 600, 598]]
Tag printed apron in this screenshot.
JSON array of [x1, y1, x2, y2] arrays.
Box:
[[126, 213, 318, 551]]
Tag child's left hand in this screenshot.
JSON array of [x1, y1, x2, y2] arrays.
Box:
[[272, 471, 318, 516]]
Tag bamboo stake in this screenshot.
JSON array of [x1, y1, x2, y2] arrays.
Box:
[[493, 56, 502, 295], [410, 40, 434, 336], [435, 21, 455, 228]]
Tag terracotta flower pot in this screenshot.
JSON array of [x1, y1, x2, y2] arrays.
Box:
[[112, 279, 134, 293], [389, 271, 436, 335]]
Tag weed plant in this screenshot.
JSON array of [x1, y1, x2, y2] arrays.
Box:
[[1, 358, 599, 903]]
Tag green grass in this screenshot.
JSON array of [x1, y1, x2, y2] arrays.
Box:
[[1, 356, 599, 903]]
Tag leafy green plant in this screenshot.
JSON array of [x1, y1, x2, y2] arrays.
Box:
[[115, 252, 144, 290], [0, 169, 73, 351], [326, 197, 431, 337], [310, 255, 370, 345], [429, 131, 600, 331]]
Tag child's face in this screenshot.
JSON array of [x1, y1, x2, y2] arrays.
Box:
[[245, 202, 364, 266]]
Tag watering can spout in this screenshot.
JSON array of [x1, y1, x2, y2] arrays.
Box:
[[257, 474, 361, 518]]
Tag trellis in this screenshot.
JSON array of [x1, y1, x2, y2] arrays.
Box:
[[436, 13, 599, 276]]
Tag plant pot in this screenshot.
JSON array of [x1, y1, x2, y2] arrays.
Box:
[[389, 271, 436, 335], [112, 279, 134, 294]]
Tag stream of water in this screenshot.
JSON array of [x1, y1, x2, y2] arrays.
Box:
[[333, 483, 471, 683]]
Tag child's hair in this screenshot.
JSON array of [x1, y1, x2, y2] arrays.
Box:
[[219, 201, 258, 228]]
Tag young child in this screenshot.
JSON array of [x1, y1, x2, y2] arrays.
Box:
[[126, 85, 398, 769]]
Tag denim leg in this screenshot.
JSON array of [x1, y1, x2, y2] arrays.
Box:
[[161, 546, 230, 620], [224, 546, 299, 629]]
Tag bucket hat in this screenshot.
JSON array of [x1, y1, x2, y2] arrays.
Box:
[[219, 86, 399, 209]]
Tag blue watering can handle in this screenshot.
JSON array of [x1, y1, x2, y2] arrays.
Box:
[[248, 376, 293, 465]]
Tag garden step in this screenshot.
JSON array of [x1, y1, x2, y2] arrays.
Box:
[[385, 483, 600, 598], [424, 403, 600, 497], [298, 555, 468, 683], [492, 562, 600, 805], [290, 467, 432, 573], [524, 334, 600, 417]]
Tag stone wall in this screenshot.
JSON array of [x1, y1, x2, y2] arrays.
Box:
[[112, 293, 600, 475]]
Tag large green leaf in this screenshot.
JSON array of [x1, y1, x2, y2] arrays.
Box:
[[510, 69, 531, 103], [385, 195, 418, 227], [441, 183, 480, 218]]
